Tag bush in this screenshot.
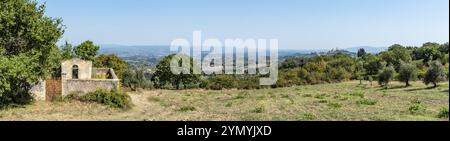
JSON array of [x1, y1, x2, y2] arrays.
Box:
[[408, 99, 426, 114], [437, 107, 449, 119], [68, 89, 132, 109]]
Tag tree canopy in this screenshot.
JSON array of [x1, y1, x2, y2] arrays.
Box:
[[74, 40, 99, 61], [1, 0, 64, 105]]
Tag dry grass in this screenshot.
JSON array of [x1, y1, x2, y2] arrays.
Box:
[[0, 81, 448, 121]]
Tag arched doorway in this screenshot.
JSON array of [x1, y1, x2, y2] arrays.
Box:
[[72, 65, 79, 79]]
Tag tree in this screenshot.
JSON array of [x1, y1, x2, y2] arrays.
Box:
[[74, 40, 99, 61], [356, 60, 365, 85], [423, 60, 446, 88], [151, 54, 200, 89], [363, 54, 382, 76], [357, 48, 367, 58], [94, 54, 129, 79], [415, 42, 443, 63], [60, 41, 75, 60], [378, 65, 396, 87], [122, 67, 152, 91], [368, 76, 373, 87], [1, 0, 64, 105], [398, 61, 417, 86], [439, 42, 449, 54], [379, 44, 412, 71]]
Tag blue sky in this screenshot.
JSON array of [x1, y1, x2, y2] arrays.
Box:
[[38, 0, 449, 49]]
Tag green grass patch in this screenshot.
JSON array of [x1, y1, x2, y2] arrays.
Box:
[[250, 107, 265, 113], [328, 102, 342, 109], [301, 113, 317, 120], [234, 91, 250, 99], [356, 99, 378, 105], [177, 106, 196, 112]]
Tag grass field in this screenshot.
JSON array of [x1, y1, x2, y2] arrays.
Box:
[[0, 81, 448, 121]]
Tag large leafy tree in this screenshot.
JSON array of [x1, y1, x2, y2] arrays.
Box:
[[379, 44, 412, 71], [151, 54, 200, 89], [415, 42, 443, 64], [94, 54, 129, 79], [363, 54, 382, 76], [0, 0, 64, 105], [74, 40, 99, 61]]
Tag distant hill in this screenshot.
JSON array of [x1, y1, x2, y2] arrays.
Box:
[[100, 45, 170, 58], [344, 46, 387, 54], [99, 45, 387, 59]]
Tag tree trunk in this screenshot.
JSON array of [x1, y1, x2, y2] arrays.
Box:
[[406, 81, 410, 87], [434, 83, 437, 88]]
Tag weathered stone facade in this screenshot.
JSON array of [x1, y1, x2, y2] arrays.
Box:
[[31, 58, 120, 101], [30, 80, 46, 101]]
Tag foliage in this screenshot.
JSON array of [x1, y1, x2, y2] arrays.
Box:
[[151, 54, 200, 89], [437, 107, 449, 119], [74, 40, 99, 61], [94, 54, 129, 79], [357, 48, 366, 58], [60, 41, 75, 60], [423, 60, 447, 87], [378, 65, 396, 87], [122, 67, 153, 91], [67, 89, 132, 109], [379, 44, 412, 71], [398, 61, 417, 86], [0, 0, 64, 106], [408, 99, 426, 115]]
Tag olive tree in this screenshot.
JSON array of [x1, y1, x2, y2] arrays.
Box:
[[423, 60, 446, 88]]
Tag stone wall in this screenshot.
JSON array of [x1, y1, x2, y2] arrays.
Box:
[[62, 79, 120, 97], [30, 80, 46, 101]]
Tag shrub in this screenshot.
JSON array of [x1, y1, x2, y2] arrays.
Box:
[[437, 107, 449, 119], [301, 113, 317, 120], [68, 89, 132, 109], [408, 99, 426, 114]]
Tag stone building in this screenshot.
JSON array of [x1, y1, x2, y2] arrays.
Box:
[[30, 58, 120, 101]]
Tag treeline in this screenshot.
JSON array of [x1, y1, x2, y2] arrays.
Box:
[[123, 42, 448, 91], [277, 42, 449, 88]]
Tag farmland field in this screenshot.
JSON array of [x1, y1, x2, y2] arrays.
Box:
[[0, 81, 448, 121]]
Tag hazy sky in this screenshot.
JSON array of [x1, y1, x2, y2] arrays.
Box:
[[38, 0, 449, 49]]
